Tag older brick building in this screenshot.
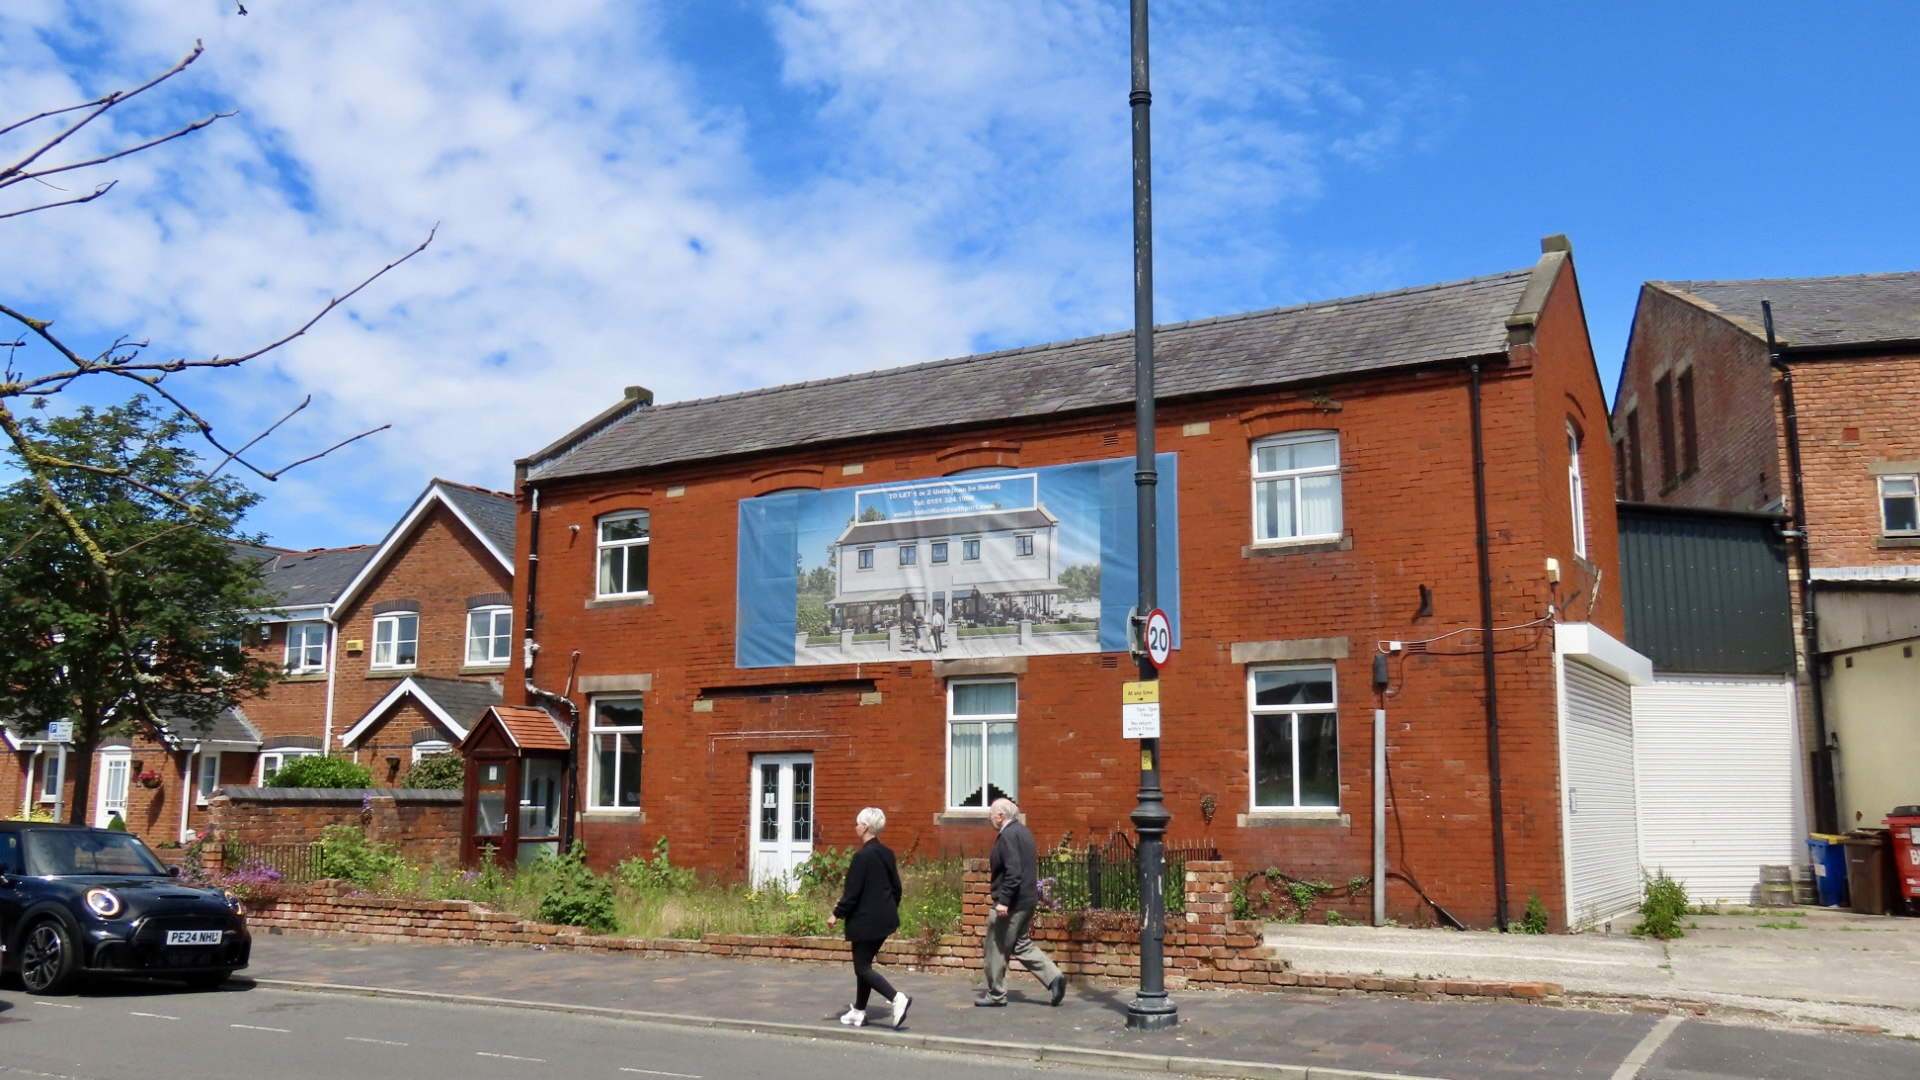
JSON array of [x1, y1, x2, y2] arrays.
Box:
[[505, 239, 1632, 930], [4, 479, 514, 848], [1614, 271, 1920, 834]]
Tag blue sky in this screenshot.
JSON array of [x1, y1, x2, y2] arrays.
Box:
[[3, 1, 1915, 549]]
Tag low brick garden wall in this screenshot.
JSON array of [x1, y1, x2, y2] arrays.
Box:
[[246, 859, 1564, 1006], [205, 788, 462, 870]]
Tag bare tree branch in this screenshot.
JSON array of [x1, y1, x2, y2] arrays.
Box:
[[0, 181, 115, 222], [0, 42, 208, 187]]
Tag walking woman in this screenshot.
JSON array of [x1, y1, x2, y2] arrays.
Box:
[[827, 806, 911, 1028]]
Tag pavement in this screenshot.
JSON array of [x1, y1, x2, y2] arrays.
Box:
[[237, 905, 1920, 1080], [1262, 905, 1920, 1037]]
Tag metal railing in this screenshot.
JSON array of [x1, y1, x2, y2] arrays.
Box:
[[221, 840, 324, 882], [1037, 834, 1218, 916]]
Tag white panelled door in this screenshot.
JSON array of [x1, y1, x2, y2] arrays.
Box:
[[1562, 659, 1642, 929], [95, 749, 131, 828], [748, 753, 815, 889], [1633, 676, 1800, 906]]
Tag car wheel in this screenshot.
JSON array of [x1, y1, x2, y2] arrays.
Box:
[[183, 971, 229, 990], [19, 920, 80, 995]]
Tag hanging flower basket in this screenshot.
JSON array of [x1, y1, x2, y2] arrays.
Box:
[[136, 770, 164, 790]]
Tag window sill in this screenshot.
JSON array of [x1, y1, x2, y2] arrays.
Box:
[[1238, 810, 1350, 828], [586, 594, 654, 610], [1244, 535, 1352, 559], [582, 808, 646, 823], [460, 663, 510, 676], [1875, 536, 1920, 549], [933, 811, 1026, 827], [365, 668, 416, 680], [280, 672, 327, 683]]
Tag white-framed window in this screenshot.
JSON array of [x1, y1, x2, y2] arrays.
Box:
[[371, 613, 419, 669], [1568, 424, 1589, 558], [1248, 665, 1339, 810], [196, 752, 223, 806], [466, 605, 512, 665], [589, 696, 643, 810], [931, 541, 949, 564], [899, 544, 918, 567], [1881, 475, 1919, 534], [856, 547, 874, 571], [947, 679, 1017, 809], [258, 748, 319, 784], [284, 620, 328, 673], [1252, 432, 1342, 543], [37, 752, 61, 803], [412, 741, 453, 763], [1014, 534, 1034, 557], [963, 538, 981, 561], [597, 511, 650, 597]]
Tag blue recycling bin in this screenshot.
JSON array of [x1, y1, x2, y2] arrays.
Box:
[[1808, 833, 1849, 907]]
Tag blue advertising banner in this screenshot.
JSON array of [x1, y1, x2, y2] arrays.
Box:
[[736, 454, 1180, 668]]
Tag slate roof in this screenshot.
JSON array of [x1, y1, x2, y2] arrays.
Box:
[[243, 543, 377, 611], [1655, 271, 1920, 351], [154, 706, 263, 749], [523, 267, 1537, 482], [435, 480, 517, 558], [408, 676, 503, 734]]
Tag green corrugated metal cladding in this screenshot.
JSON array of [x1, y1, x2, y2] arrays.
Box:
[[1617, 504, 1794, 675]]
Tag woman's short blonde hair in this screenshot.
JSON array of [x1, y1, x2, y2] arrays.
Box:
[[857, 806, 887, 836]]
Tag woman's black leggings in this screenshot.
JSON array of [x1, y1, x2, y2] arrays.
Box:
[[851, 937, 898, 1009]]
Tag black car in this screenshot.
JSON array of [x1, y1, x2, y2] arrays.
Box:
[[0, 822, 250, 994]]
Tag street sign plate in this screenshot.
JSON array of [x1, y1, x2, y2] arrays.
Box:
[[1144, 608, 1172, 669], [1122, 701, 1161, 739], [46, 721, 73, 743]]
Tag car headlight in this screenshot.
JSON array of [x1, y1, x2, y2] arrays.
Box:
[[86, 888, 124, 918], [223, 889, 245, 915]]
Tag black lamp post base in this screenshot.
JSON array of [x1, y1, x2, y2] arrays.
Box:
[[1125, 994, 1179, 1031]]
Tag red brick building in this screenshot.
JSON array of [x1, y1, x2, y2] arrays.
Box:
[[505, 238, 1632, 930], [1614, 272, 1920, 834], [3, 479, 514, 848]]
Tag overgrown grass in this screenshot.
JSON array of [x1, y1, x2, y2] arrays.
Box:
[[320, 835, 968, 941]]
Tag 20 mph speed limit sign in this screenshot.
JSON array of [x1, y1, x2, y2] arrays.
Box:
[[1144, 608, 1172, 669]]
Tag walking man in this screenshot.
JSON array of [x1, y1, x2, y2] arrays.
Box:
[[930, 606, 946, 652], [976, 797, 1066, 1007]]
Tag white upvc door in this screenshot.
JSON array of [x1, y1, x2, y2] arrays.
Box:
[[748, 753, 815, 889], [96, 749, 131, 828]]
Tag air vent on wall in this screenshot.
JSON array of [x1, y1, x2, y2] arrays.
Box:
[[1103, 432, 1121, 447], [1101, 655, 1119, 669]]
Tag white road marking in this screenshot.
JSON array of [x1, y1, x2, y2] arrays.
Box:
[[620, 1069, 703, 1078], [31, 1002, 81, 1009], [129, 1011, 180, 1021], [232, 1024, 291, 1033], [345, 1036, 410, 1046], [476, 1052, 546, 1063], [1610, 1013, 1686, 1080]]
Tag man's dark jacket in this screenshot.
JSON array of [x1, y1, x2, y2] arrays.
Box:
[[833, 838, 902, 941], [989, 818, 1041, 912]]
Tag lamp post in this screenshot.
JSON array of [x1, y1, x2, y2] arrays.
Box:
[[1124, 0, 1176, 1032]]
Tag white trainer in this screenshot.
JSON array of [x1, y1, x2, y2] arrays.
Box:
[[891, 992, 913, 1028], [839, 1005, 866, 1027]]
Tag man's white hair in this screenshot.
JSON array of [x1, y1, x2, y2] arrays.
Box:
[[988, 797, 1019, 819], [857, 806, 887, 836]]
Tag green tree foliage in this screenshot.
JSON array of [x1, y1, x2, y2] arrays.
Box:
[[1058, 563, 1100, 602], [398, 753, 465, 789], [266, 755, 373, 789], [0, 400, 279, 822]]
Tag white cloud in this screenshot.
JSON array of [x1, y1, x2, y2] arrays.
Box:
[[2, 0, 1433, 547]]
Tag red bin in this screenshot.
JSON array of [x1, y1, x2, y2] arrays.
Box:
[[1886, 807, 1920, 907]]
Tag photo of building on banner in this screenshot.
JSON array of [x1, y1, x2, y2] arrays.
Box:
[[735, 455, 1180, 668]]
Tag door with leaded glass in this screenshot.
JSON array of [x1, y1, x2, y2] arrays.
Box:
[[747, 753, 814, 889]]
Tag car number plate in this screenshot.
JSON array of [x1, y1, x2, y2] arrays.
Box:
[[166, 930, 224, 946]]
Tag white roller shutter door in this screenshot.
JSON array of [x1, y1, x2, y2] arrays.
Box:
[[1632, 676, 1800, 906], [1563, 658, 1642, 928]]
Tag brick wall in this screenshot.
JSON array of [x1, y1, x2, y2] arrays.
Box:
[[206, 789, 462, 868], [247, 859, 1563, 1004]]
